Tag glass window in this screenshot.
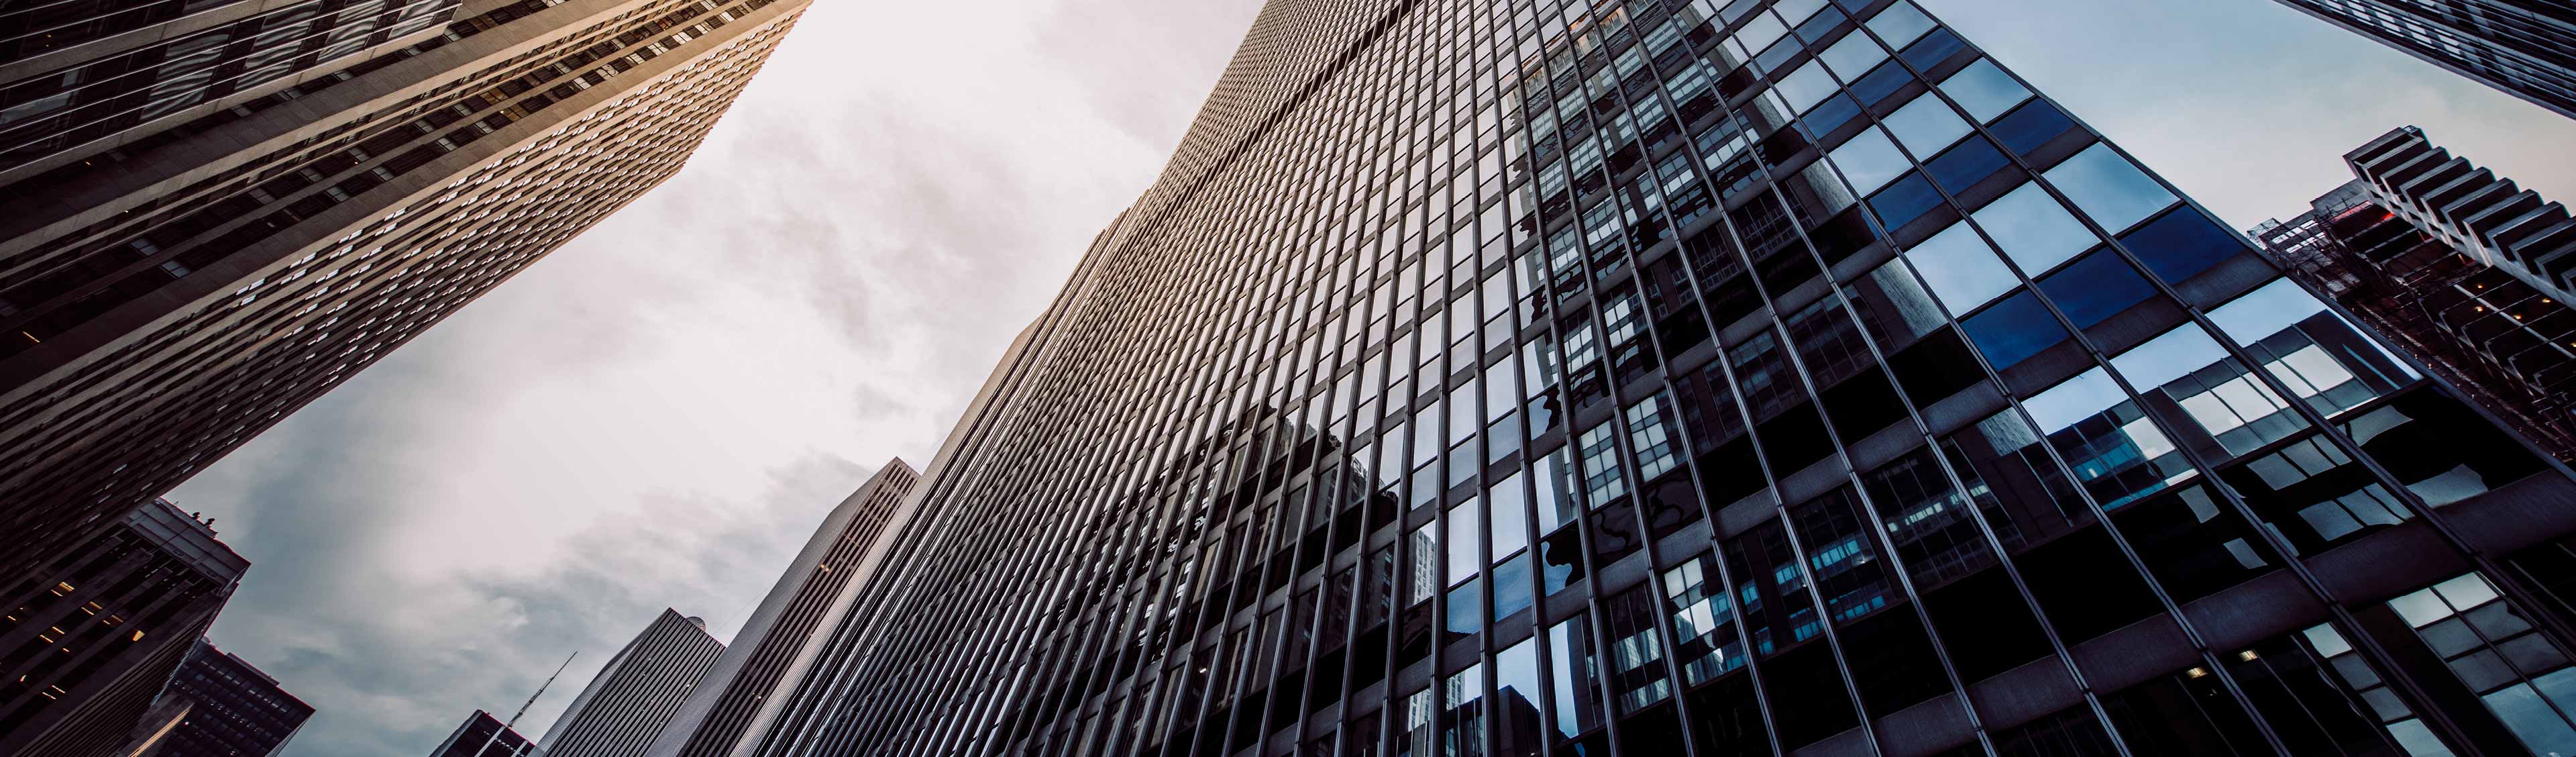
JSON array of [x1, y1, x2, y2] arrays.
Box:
[[1535, 449, 1579, 534], [1664, 554, 1746, 685], [2114, 323, 2308, 457], [1867, 171, 1945, 230], [1494, 638, 1545, 756], [1926, 136, 2011, 195], [1990, 99, 2078, 157], [1884, 92, 1971, 156], [1445, 664, 1486, 757], [1905, 221, 2019, 311], [1400, 686, 1436, 757], [1603, 585, 1672, 713], [1864, 1, 1935, 48], [2043, 144, 2177, 234], [2339, 391, 2546, 507], [1818, 31, 1888, 80], [1493, 554, 1534, 620], [2390, 574, 2576, 756], [2117, 207, 2251, 284], [1773, 60, 1838, 112], [2220, 434, 2411, 554], [2025, 366, 2194, 509], [1548, 615, 1605, 740], [2035, 248, 2156, 329], [1937, 58, 2031, 123], [1974, 182, 2098, 273], [1411, 523, 1442, 607], [1624, 392, 1682, 482], [1577, 421, 1627, 505], [1960, 290, 2070, 370], [1448, 501, 1481, 586], [1489, 472, 1531, 566], [1827, 127, 1910, 194]]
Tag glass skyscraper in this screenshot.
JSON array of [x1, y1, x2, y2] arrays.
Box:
[[720, 1, 2576, 756], [2269, 0, 2576, 120], [0, 0, 811, 578]]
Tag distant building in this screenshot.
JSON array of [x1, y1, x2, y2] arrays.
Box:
[[2250, 126, 2576, 460], [537, 610, 722, 757], [0, 499, 246, 757], [2271, 0, 2576, 119], [425, 711, 536, 757], [154, 640, 313, 757], [0, 0, 817, 583], [641, 461, 919, 757]]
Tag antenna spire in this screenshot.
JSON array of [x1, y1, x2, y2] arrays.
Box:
[[507, 652, 578, 728]]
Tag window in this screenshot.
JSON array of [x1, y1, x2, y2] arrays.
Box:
[[2043, 144, 2176, 234], [1864, 1, 1935, 48], [1905, 221, 2019, 311], [1494, 638, 1545, 756], [1817, 30, 1887, 80], [2389, 574, 2576, 756], [1866, 172, 1945, 230], [2035, 248, 2155, 329], [1938, 58, 2032, 122], [1883, 92, 1970, 156], [1827, 127, 1909, 193], [1974, 182, 2097, 273], [1548, 615, 1605, 740], [1990, 99, 2078, 156], [1959, 289, 2068, 370], [1624, 392, 1682, 481], [2116, 207, 2251, 284], [1576, 421, 1627, 505]]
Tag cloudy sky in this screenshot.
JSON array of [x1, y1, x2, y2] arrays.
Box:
[[167, 1, 2576, 755]]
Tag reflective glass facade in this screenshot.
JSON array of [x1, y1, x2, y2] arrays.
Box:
[[741, 1, 2576, 756], [2273, 0, 2576, 119], [0, 0, 809, 578]]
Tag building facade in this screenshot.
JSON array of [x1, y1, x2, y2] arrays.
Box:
[[538, 609, 724, 757], [731, 1, 2576, 756], [642, 461, 919, 757], [0, 499, 247, 757], [2249, 128, 2576, 462], [0, 0, 812, 576], [153, 640, 314, 757], [2268, 0, 2576, 119], [425, 710, 538, 757]]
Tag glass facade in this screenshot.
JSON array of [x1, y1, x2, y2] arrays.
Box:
[[755, 1, 2576, 756], [2272, 0, 2576, 120]]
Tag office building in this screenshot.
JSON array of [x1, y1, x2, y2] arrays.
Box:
[[2250, 128, 2576, 462], [0, 0, 814, 576], [0, 499, 247, 757], [425, 710, 537, 757], [2269, 0, 2576, 119], [641, 461, 918, 757], [726, 1, 2576, 756], [537, 609, 722, 757], [153, 640, 314, 757]]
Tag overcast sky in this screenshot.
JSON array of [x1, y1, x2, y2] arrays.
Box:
[[168, 1, 2576, 755]]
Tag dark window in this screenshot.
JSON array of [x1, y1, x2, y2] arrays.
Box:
[[1867, 172, 1945, 230], [2036, 248, 2157, 329], [2116, 207, 2250, 285], [1960, 289, 2069, 370], [1989, 99, 2078, 157], [1926, 135, 2010, 195]]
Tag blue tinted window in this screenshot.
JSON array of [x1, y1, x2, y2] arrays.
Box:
[[1493, 555, 1534, 619], [1899, 27, 1964, 69], [2037, 248, 2157, 328], [1990, 100, 2076, 157], [1926, 136, 2009, 195], [1868, 172, 1944, 230], [1448, 579, 1483, 634], [1847, 60, 1915, 107], [1961, 289, 2069, 369], [1801, 93, 1863, 139], [2118, 207, 2251, 284]]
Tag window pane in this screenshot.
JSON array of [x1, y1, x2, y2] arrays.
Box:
[[1548, 615, 1605, 740], [1774, 60, 1837, 112], [1938, 58, 2031, 122], [1905, 221, 2019, 311], [1974, 182, 2097, 273], [1867, 171, 1945, 230], [1991, 99, 2078, 156], [1865, 1, 1935, 48], [1827, 127, 1910, 194], [1819, 30, 1888, 79], [1884, 92, 1970, 156], [2035, 248, 2156, 329], [1960, 289, 2069, 370], [1495, 639, 1545, 757], [2117, 207, 2252, 284], [2043, 144, 2177, 234], [1926, 136, 2011, 195], [1490, 472, 1530, 560]]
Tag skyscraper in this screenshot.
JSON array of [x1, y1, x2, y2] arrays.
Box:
[[0, 0, 814, 575], [641, 460, 918, 757], [537, 609, 723, 757], [424, 710, 537, 757], [2249, 126, 2576, 462], [0, 499, 247, 757], [731, 1, 2576, 756], [2268, 0, 2576, 119], [153, 640, 315, 757]]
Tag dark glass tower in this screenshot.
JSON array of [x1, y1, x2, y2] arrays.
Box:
[[0, 0, 813, 576], [641, 460, 919, 757], [722, 1, 2576, 756], [425, 710, 537, 757], [0, 499, 246, 757], [154, 640, 314, 757], [2250, 126, 2576, 462], [537, 609, 724, 757], [2269, 0, 2576, 119]]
